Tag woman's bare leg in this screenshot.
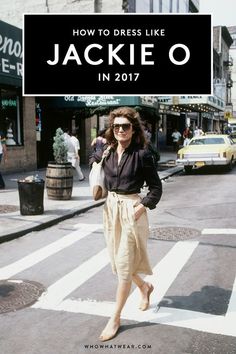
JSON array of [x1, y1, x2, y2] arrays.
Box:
[[99, 280, 132, 341], [132, 274, 154, 311]]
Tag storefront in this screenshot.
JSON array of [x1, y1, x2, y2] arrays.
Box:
[[158, 95, 225, 148], [37, 96, 160, 167], [0, 20, 36, 173]]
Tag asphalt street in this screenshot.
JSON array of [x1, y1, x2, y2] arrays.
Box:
[[0, 164, 236, 354]]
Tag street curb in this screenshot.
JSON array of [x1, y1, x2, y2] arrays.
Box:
[[0, 200, 105, 244], [0, 166, 183, 243], [159, 165, 184, 180]]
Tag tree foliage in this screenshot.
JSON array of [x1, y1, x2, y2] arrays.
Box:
[[52, 128, 68, 163]]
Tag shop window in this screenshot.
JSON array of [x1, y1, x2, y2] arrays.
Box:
[[0, 87, 22, 146]]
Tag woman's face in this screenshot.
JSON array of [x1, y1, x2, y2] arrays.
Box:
[[113, 117, 133, 144]]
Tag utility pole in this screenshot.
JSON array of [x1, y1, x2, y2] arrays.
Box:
[[45, 0, 50, 13]]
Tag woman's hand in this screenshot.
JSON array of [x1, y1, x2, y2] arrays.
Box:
[[134, 203, 146, 220]]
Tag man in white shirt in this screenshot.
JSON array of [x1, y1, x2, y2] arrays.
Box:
[[193, 126, 204, 137], [64, 129, 85, 181], [171, 129, 182, 152]]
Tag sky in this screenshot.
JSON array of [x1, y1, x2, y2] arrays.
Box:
[[200, 0, 236, 27]]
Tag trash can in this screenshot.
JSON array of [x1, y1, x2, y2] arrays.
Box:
[[17, 177, 45, 215]]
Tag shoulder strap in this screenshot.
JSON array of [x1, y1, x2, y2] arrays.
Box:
[[101, 146, 111, 162]]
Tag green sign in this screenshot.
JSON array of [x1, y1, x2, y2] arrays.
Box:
[[49, 96, 158, 108], [0, 20, 22, 87]]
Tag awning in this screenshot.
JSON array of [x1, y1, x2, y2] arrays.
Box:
[[43, 95, 159, 109], [158, 96, 225, 114]]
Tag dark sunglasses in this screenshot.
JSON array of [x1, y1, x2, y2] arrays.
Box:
[[112, 123, 132, 131]]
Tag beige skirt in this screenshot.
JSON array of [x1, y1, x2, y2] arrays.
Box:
[[103, 191, 153, 281]]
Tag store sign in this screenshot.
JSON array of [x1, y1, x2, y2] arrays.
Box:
[[23, 14, 212, 96], [1, 99, 17, 107], [0, 20, 22, 86], [49, 95, 158, 108], [158, 95, 225, 111], [63, 95, 137, 107]]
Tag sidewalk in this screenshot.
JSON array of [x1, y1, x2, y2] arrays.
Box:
[[0, 150, 182, 243]]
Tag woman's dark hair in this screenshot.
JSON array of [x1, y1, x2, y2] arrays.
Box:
[[105, 107, 147, 147], [98, 129, 106, 137]]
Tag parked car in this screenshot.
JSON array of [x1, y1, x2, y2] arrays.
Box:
[[176, 134, 236, 173]]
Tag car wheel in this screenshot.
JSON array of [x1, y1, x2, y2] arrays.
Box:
[[184, 166, 193, 174], [226, 157, 233, 171]]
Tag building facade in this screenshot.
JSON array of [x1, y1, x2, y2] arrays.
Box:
[[0, 0, 126, 172], [127, 0, 199, 13], [228, 26, 236, 117], [126, 0, 233, 148], [0, 20, 36, 173], [0, 0, 233, 172]]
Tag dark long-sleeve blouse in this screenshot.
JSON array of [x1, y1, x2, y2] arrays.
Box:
[[90, 143, 162, 210]]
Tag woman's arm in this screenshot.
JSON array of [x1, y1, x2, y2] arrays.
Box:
[[140, 149, 163, 210]]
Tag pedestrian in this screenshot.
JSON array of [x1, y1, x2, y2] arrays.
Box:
[[183, 126, 193, 146], [143, 125, 152, 143], [0, 131, 7, 189], [91, 129, 107, 152], [70, 129, 85, 181], [90, 107, 162, 341], [171, 128, 182, 152], [193, 126, 204, 137], [63, 128, 85, 181]]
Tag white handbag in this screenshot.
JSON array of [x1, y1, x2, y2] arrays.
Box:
[[89, 147, 110, 201]]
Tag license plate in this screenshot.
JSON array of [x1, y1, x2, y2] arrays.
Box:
[[195, 161, 205, 167]]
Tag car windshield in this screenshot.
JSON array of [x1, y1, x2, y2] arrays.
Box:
[[189, 138, 225, 145]]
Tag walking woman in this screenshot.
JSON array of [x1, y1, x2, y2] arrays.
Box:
[[90, 107, 162, 341]]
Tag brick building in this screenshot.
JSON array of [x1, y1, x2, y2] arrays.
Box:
[[0, 0, 125, 172]]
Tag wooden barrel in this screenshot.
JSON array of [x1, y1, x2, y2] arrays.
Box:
[[46, 162, 73, 200]]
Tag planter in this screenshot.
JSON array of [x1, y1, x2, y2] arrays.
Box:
[[46, 162, 73, 200]]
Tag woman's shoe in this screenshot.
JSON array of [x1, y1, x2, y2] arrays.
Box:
[[99, 318, 120, 342], [139, 282, 154, 311]]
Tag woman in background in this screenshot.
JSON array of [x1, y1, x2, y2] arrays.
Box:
[[91, 128, 107, 152]]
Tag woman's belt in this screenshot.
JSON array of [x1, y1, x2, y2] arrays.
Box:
[[110, 189, 140, 195]]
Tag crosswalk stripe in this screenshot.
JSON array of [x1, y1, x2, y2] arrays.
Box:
[[32, 248, 110, 309], [0, 224, 102, 279], [54, 299, 236, 337], [121, 241, 199, 314], [33, 241, 198, 312], [2, 221, 235, 337], [225, 274, 236, 320], [202, 229, 236, 235], [33, 239, 236, 337]]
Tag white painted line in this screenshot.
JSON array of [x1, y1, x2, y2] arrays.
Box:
[[225, 275, 236, 321], [124, 241, 199, 313], [32, 240, 198, 312], [48, 299, 236, 337], [0, 224, 101, 279], [148, 307, 236, 337], [202, 229, 236, 235], [32, 248, 110, 309], [57, 299, 115, 318], [73, 223, 102, 229], [29, 237, 236, 337]]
